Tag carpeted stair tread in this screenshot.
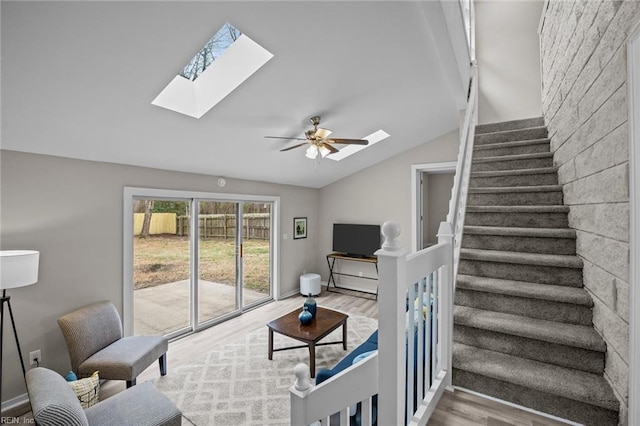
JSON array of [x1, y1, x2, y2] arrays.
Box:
[[460, 248, 582, 268], [472, 152, 553, 164], [456, 274, 592, 306], [454, 307, 605, 351], [453, 343, 617, 411], [474, 138, 550, 152], [475, 127, 549, 145], [475, 117, 545, 134], [468, 185, 562, 194], [470, 167, 557, 178], [463, 226, 575, 239], [466, 205, 570, 213]]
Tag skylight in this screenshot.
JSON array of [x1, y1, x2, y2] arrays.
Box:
[[180, 23, 242, 81], [327, 130, 391, 161], [152, 23, 273, 119]]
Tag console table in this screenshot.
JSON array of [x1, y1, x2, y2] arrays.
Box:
[[326, 253, 378, 299]]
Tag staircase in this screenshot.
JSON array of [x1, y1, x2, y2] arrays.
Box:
[[452, 117, 620, 425]]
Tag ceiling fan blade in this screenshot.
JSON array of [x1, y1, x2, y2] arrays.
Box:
[[321, 142, 339, 154], [315, 127, 333, 139], [280, 143, 307, 152], [327, 138, 369, 145], [265, 136, 307, 141]]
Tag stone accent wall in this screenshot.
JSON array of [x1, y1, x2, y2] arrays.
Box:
[[539, 1, 640, 422]]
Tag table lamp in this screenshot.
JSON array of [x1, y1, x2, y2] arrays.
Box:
[[0, 250, 39, 417]]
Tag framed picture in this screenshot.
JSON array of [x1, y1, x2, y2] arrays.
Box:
[[294, 217, 307, 239]]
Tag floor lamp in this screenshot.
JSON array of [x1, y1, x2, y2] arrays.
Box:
[[0, 250, 39, 418]]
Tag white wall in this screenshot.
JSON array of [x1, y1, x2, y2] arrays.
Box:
[[475, 0, 544, 124], [318, 130, 459, 292], [0, 150, 319, 403]]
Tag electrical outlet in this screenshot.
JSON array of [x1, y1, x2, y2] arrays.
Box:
[[29, 349, 41, 366]]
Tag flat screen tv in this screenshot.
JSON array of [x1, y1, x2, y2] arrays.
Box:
[[332, 224, 381, 258]]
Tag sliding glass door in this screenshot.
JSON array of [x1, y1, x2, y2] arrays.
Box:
[[126, 189, 277, 338], [242, 202, 272, 306], [133, 198, 191, 336], [197, 201, 240, 326]]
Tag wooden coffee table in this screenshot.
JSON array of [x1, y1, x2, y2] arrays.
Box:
[[267, 306, 348, 378]]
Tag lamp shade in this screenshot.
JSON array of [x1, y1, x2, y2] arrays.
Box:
[[0, 250, 40, 289]]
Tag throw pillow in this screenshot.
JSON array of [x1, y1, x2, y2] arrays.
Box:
[[68, 371, 99, 408]]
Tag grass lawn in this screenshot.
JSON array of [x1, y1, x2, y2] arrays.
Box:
[[134, 235, 270, 293]]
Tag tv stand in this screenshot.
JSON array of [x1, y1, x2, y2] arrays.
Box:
[[326, 252, 378, 299]]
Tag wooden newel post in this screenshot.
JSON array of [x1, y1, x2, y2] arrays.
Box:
[[290, 363, 312, 425], [375, 221, 408, 426], [437, 221, 454, 389]]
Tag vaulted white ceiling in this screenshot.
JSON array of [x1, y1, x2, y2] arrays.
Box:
[[1, 1, 467, 188]]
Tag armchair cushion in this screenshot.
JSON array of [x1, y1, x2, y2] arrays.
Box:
[[57, 301, 123, 374], [78, 336, 168, 381], [26, 367, 182, 426], [58, 301, 169, 383], [85, 381, 182, 426], [26, 367, 89, 426]]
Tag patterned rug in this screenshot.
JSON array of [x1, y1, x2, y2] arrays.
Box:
[[154, 315, 378, 426]]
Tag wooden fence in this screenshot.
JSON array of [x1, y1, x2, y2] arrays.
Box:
[[133, 213, 177, 235], [177, 213, 270, 240]]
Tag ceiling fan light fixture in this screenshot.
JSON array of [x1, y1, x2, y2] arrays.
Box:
[[305, 145, 319, 159]]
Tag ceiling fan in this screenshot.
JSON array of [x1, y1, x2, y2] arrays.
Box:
[[265, 116, 369, 159]]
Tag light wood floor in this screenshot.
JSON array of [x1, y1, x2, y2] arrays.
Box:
[[97, 289, 571, 425]]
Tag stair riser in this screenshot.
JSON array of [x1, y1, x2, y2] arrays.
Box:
[[458, 259, 583, 287], [454, 325, 604, 374], [475, 117, 545, 134], [465, 211, 569, 228], [455, 289, 591, 325], [452, 370, 618, 425], [461, 234, 576, 255], [467, 191, 563, 206], [472, 157, 554, 171], [474, 143, 550, 158], [475, 127, 548, 145], [469, 173, 558, 187]]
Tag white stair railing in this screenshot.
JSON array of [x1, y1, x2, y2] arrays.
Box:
[[290, 355, 378, 425], [376, 221, 454, 426], [447, 62, 478, 280], [289, 221, 454, 426]]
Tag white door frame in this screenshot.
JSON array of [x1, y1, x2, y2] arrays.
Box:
[[411, 161, 457, 251], [627, 26, 640, 426]]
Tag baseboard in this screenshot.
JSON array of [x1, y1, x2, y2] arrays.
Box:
[[1, 392, 30, 418], [451, 386, 583, 426], [279, 282, 329, 300]]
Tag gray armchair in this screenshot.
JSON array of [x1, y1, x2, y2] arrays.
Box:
[[58, 301, 168, 387], [26, 367, 181, 426]]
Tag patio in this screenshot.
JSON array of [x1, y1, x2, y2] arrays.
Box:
[[134, 279, 268, 335]]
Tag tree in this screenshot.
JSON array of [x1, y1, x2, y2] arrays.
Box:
[[180, 23, 241, 81], [140, 200, 154, 238]]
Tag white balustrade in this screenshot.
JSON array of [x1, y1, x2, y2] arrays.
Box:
[[447, 62, 478, 281], [290, 221, 454, 426]]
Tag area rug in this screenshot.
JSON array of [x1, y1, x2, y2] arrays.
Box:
[[154, 315, 378, 426]]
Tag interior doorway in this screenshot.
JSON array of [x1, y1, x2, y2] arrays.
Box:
[[411, 162, 457, 251]]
